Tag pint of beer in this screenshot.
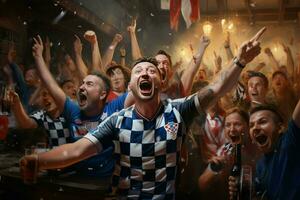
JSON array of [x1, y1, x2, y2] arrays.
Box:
[[21, 148, 38, 184]]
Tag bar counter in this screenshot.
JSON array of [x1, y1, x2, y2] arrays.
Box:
[[0, 151, 112, 200]]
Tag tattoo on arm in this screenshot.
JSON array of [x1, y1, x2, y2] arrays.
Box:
[[197, 87, 215, 110]]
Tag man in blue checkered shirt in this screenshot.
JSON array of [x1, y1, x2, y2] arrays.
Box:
[[21, 28, 265, 199]]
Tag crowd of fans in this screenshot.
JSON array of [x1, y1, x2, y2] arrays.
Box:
[[1, 19, 300, 200]]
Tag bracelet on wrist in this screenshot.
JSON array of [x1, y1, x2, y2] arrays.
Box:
[[233, 57, 245, 69]]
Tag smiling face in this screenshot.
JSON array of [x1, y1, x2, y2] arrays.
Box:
[[224, 112, 248, 145], [248, 76, 268, 103], [249, 110, 281, 154], [77, 75, 106, 112], [109, 67, 126, 93], [129, 61, 162, 101]]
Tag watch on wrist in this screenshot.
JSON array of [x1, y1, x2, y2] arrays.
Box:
[[233, 57, 245, 69]]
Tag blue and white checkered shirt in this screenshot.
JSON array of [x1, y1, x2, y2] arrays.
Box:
[[85, 94, 202, 199]]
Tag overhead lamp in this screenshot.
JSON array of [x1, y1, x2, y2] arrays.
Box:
[[203, 21, 213, 36]]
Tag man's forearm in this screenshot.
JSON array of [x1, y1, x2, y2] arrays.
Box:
[[102, 43, 117, 69], [130, 32, 142, 61], [74, 53, 88, 80], [181, 46, 206, 95], [197, 60, 242, 110], [34, 56, 66, 111], [38, 138, 98, 170], [91, 41, 104, 72]]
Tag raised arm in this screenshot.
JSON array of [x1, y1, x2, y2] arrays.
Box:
[[43, 36, 51, 68], [73, 35, 88, 80], [224, 32, 234, 62], [32, 35, 66, 113], [281, 43, 295, 77], [197, 27, 265, 111], [264, 47, 280, 72], [9, 90, 37, 129], [127, 19, 142, 61], [84, 30, 103, 73], [102, 33, 123, 69], [180, 35, 210, 96], [213, 51, 222, 75], [119, 47, 126, 67]]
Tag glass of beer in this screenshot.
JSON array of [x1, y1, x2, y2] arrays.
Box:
[[22, 147, 38, 184]]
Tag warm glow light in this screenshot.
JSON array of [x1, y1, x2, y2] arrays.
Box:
[[203, 21, 213, 36], [180, 49, 186, 56], [221, 19, 226, 26], [228, 22, 234, 30]]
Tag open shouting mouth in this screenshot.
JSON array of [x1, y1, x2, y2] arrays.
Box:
[[139, 80, 153, 97], [78, 92, 87, 106], [255, 134, 268, 146], [229, 134, 241, 144]]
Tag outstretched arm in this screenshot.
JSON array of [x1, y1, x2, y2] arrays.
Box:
[[127, 19, 142, 61], [73, 35, 88, 80], [180, 35, 210, 96], [84, 30, 104, 73], [102, 33, 123, 69], [197, 27, 265, 111], [21, 138, 98, 171], [32, 35, 66, 113]]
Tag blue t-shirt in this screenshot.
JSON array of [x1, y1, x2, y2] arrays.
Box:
[[62, 93, 128, 177], [255, 120, 300, 200], [84, 94, 202, 199]]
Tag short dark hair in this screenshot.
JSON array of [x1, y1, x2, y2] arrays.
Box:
[[156, 50, 172, 68], [132, 57, 161, 77], [225, 107, 249, 125], [272, 70, 287, 80], [248, 71, 269, 88], [133, 57, 158, 67], [250, 104, 283, 123], [90, 71, 111, 93]]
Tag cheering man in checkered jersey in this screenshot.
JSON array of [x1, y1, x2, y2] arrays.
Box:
[[20, 27, 266, 199]]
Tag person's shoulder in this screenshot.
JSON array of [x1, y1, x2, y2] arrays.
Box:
[[30, 109, 46, 118]]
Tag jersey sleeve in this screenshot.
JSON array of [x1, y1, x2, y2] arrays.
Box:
[[84, 113, 118, 153], [171, 94, 205, 126]]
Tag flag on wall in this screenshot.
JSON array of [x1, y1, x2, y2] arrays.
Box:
[[169, 0, 200, 30]]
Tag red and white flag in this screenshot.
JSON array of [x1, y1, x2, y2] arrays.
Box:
[[169, 0, 200, 30]]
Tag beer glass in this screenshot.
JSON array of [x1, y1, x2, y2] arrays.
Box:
[[22, 147, 38, 184]]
